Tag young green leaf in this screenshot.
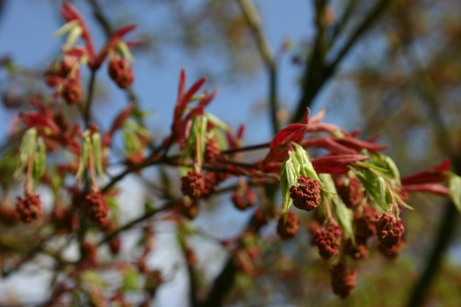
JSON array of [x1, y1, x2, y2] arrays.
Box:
[[91, 133, 104, 179], [122, 268, 139, 292], [354, 168, 390, 211], [291, 142, 320, 182], [319, 174, 355, 242], [281, 155, 298, 216], [449, 175, 461, 214], [33, 137, 47, 180], [76, 133, 90, 180]]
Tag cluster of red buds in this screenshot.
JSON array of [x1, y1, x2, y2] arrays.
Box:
[[15, 193, 42, 223], [312, 224, 343, 260], [277, 211, 300, 240], [375, 213, 405, 250], [45, 53, 83, 105], [231, 180, 256, 211], [204, 137, 220, 163], [181, 170, 206, 200], [81, 191, 110, 225], [108, 54, 134, 89], [289, 175, 321, 211], [330, 264, 357, 299], [336, 177, 363, 208]]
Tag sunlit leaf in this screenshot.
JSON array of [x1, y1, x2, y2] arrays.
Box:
[[449, 175, 461, 214]]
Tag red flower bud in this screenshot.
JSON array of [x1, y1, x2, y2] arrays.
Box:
[[108, 55, 134, 89], [176, 197, 199, 220], [181, 171, 205, 199], [82, 191, 109, 225], [331, 264, 357, 299], [289, 176, 321, 212], [16, 193, 42, 223], [345, 236, 369, 260], [231, 187, 256, 211], [336, 177, 363, 208], [277, 211, 300, 240], [61, 78, 82, 104], [312, 224, 343, 260], [204, 137, 220, 163], [353, 206, 377, 239], [109, 236, 122, 256], [375, 213, 405, 250]]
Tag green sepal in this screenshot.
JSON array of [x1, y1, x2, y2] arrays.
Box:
[[76, 132, 91, 180], [91, 133, 104, 179], [14, 128, 37, 179], [33, 136, 47, 181], [122, 268, 139, 293], [281, 153, 299, 218]]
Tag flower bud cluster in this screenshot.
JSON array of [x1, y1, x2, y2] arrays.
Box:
[[375, 213, 405, 250], [289, 176, 321, 212], [181, 171, 205, 200], [312, 224, 343, 260], [108, 54, 134, 89], [331, 264, 357, 299], [276, 212, 300, 240], [16, 193, 42, 223]]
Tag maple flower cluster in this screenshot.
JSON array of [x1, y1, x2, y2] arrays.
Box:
[[1, 2, 459, 305]]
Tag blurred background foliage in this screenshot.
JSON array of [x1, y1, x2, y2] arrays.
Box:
[[1, 0, 461, 306]]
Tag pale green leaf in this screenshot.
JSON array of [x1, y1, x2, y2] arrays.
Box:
[[91, 133, 104, 179], [449, 175, 461, 214]]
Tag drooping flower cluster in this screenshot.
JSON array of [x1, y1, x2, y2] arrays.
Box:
[[108, 54, 134, 89], [277, 212, 300, 240], [204, 137, 220, 163], [289, 176, 321, 212], [331, 264, 357, 299], [336, 177, 363, 208], [231, 186, 256, 211], [312, 224, 343, 260], [375, 213, 405, 250], [15, 193, 42, 223], [181, 170, 206, 200], [81, 191, 109, 225]]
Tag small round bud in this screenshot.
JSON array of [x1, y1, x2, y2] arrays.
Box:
[[375, 213, 405, 250], [331, 264, 357, 299], [108, 55, 134, 89], [276, 211, 300, 240], [289, 176, 321, 212], [181, 171, 205, 200], [82, 191, 109, 225], [16, 193, 42, 223], [312, 224, 343, 260]]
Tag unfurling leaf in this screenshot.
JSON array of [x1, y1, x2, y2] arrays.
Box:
[[33, 137, 47, 180], [281, 153, 298, 217], [319, 174, 354, 242], [76, 132, 91, 180], [291, 142, 320, 182], [354, 169, 390, 211]]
